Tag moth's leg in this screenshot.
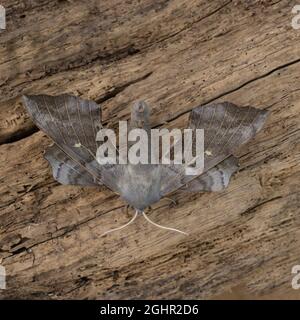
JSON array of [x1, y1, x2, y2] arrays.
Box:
[[163, 197, 178, 208], [123, 204, 134, 216], [146, 206, 153, 212], [123, 204, 129, 214]]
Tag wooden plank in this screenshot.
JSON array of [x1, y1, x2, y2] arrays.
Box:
[[0, 0, 299, 299]]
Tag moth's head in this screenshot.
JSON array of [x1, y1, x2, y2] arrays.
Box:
[[131, 100, 151, 127]]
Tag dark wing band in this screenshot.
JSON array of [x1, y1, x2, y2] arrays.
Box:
[[180, 156, 239, 192], [44, 144, 100, 186]]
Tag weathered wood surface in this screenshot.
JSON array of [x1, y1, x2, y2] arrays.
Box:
[[0, 0, 299, 299]]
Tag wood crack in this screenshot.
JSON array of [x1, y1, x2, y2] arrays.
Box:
[[2, 204, 125, 261], [159, 57, 300, 126], [95, 72, 153, 104], [0, 72, 152, 145], [140, 0, 232, 50], [0, 1, 231, 91], [0, 126, 39, 145]]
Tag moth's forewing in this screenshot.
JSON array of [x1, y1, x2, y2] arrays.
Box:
[[189, 101, 269, 171], [23, 94, 103, 186], [160, 102, 269, 196]]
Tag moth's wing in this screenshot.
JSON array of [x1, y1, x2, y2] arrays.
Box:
[[159, 164, 184, 196], [23, 94, 104, 186], [44, 145, 99, 186], [189, 101, 269, 171], [180, 156, 239, 192], [160, 102, 269, 196]]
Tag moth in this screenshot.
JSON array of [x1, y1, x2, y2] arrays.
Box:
[[23, 95, 269, 235]]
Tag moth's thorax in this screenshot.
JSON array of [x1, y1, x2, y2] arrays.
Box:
[[130, 100, 151, 129]]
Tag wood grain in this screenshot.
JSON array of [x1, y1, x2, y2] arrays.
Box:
[[0, 0, 299, 299]]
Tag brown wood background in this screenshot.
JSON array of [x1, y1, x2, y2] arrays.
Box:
[[0, 0, 299, 299]]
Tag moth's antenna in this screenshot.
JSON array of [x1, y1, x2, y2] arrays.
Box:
[[99, 210, 139, 238], [142, 211, 188, 235]]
